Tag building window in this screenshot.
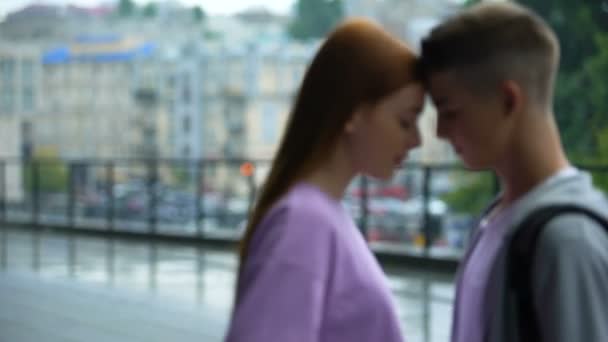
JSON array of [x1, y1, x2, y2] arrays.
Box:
[[0, 91, 14, 114], [0, 58, 15, 83], [167, 74, 176, 89], [183, 115, 191, 133], [207, 129, 217, 147], [275, 63, 286, 94], [262, 102, 278, 143], [292, 63, 303, 92], [228, 59, 244, 93], [22, 60, 34, 84], [245, 55, 259, 98], [23, 87, 35, 112], [181, 73, 191, 104], [260, 60, 277, 95]]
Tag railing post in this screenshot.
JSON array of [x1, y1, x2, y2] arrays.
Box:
[[0, 161, 5, 223], [32, 160, 40, 226], [196, 159, 204, 237], [106, 162, 115, 231], [492, 171, 500, 196], [147, 160, 158, 234], [359, 176, 369, 240], [422, 166, 432, 257], [67, 162, 76, 228]]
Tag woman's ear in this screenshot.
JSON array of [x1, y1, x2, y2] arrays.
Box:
[[345, 105, 369, 134]]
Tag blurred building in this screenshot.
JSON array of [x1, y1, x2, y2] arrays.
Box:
[[157, 14, 317, 194], [35, 35, 167, 159], [0, 43, 41, 121], [161, 13, 317, 163], [0, 43, 40, 201], [0, 1, 457, 166], [0, 4, 113, 43]]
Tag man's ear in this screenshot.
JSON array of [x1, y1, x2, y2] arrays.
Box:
[[501, 80, 524, 116], [344, 105, 369, 134]]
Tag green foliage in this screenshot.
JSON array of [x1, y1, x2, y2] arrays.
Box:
[[288, 0, 344, 41], [463, 0, 481, 7], [169, 166, 195, 189], [204, 29, 222, 40], [143, 3, 157, 17], [442, 172, 495, 215], [24, 149, 68, 193], [118, 0, 135, 17], [517, 0, 608, 156], [193, 6, 206, 22], [578, 126, 608, 194]]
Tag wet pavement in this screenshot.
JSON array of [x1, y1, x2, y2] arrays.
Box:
[[0, 227, 455, 342]]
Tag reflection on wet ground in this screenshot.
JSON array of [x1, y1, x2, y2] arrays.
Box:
[[0, 227, 455, 342]]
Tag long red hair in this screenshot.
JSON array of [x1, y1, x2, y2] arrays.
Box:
[[238, 18, 418, 292]]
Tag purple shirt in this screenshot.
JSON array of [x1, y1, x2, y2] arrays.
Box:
[[452, 168, 578, 342], [452, 209, 512, 342], [225, 182, 404, 342]]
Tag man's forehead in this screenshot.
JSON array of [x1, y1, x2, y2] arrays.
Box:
[[428, 70, 460, 89], [427, 71, 462, 107]]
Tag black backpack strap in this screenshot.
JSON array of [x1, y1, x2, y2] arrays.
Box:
[[507, 204, 608, 341]]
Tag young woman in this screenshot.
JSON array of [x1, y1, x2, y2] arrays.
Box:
[[225, 18, 424, 342]]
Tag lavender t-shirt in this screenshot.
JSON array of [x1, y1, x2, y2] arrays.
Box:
[[451, 167, 578, 342], [225, 182, 404, 342]]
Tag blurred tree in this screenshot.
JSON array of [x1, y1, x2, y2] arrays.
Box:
[[118, 0, 136, 17], [24, 148, 68, 193], [442, 172, 495, 215], [585, 33, 608, 128], [517, 0, 608, 157], [592, 126, 608, 193], [203, 29, 222, 40], [193, 6, 206, 22], [143, 2, 158, 18], [288, 0, 344, 40], [170, 166, 193, 189]]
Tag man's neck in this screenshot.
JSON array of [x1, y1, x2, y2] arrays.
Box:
[[496, 113, 571, 206]]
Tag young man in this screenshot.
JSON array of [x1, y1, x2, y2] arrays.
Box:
[[418, 2, 608, 342]]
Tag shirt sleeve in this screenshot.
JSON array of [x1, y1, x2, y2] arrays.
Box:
[[532, 215, 608, 342], [225, 204, 337, 342]]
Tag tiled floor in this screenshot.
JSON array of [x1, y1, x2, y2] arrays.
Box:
[[0, 227, 455, 342]]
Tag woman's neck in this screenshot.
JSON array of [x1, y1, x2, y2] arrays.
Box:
[[303, 145, 355, 200]]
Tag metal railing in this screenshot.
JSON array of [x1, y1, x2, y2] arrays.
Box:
[[0, 157, 606, 261]]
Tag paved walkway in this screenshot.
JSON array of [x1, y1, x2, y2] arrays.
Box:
[[0, 227, 454, 342]]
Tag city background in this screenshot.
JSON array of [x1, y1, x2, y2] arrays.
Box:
[[0, 0, 606, 341]]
